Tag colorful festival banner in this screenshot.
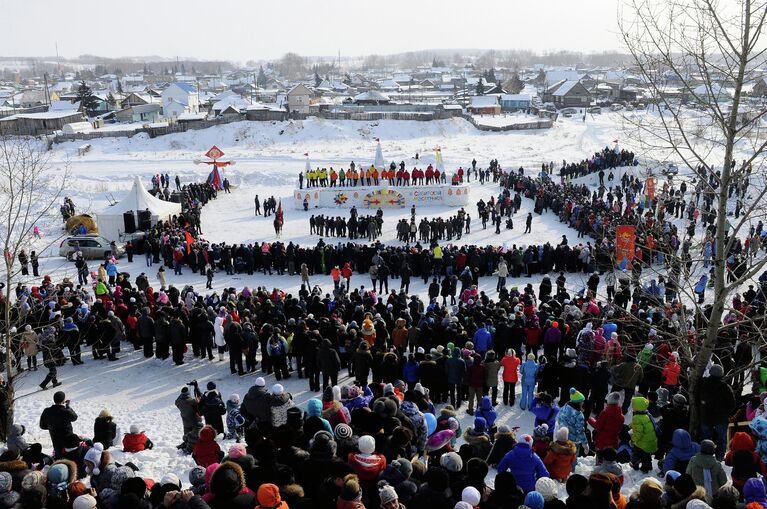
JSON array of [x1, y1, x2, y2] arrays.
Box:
[[615, 225, 636, 269], [646, 176, 655, 199]]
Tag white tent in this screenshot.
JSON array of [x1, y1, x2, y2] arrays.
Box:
[[97, 176, 182, 241]]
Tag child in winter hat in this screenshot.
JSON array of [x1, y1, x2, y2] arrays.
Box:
[[378, 481, 399, 509], [188, 466, 207, 495], [0, 471, 19, 508], [84, 443, 104, 475]]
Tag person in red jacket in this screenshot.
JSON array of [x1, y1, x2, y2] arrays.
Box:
[[590, 392, 624, 452], [725, 431, 767, 493], [122, 424, 154, 453], [347, 435, 386, 498], [192, 425, 223, 467], [543, 427, 577, 481], [662, 352, 682, 393], [500, 349, 521, 407]]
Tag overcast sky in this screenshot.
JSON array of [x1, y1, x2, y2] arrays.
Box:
[[1, 0, 623, 62]]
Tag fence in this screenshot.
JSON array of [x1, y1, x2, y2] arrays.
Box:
[[463, 114, 554, 131]]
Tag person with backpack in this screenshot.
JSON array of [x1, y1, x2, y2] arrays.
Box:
[[630, 396, 658, 473]]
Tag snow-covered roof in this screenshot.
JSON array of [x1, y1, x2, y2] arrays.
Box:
[[500, 94, 532, 102], [49, 100, 80, 112], [552, 80, 583, 96], [353, 90, 391, 102], [172, 82, 197, 94], [469, 96, 499, 108], [546, 70, 582, 84], [0, 110, 84, 121], [177, 112, 207, 121]]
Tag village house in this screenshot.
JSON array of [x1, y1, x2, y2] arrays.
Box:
[[285, 83, 312, 114], [499, 93, 532, 111], [0, 110, 85, 135], [161, 82, 199, 118], [468, 95, 501, 115], [544, 80, 592, 107], [115, 104, 162, 123]]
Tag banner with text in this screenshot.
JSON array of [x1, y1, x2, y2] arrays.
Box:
[[615, 225, 636, 269]]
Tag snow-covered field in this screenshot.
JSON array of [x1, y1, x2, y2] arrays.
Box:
[[10, 113, 745, 492], [470, 113, 545, 128]]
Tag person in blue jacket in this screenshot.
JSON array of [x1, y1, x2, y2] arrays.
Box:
[[556, 388, 589, 456], [531, 392, 559, 430], [660, 428, 700, 475], [403, 354, 419, 388], [476, 396, 498, 429], [473, 323, 493, 355], [519, 353, 539, 410], [497, 434, 550, 493]]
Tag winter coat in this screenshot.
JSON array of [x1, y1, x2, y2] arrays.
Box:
[[322, 400, 350, 428], [317, 339, 341, 375], [497, 442, 549, 493], [400, 401, 428, 451], [611, 361, 643, 389], [662, 429, 699, 474], [662, 359, 681, 385], [686, 452, 727, 496], [39, 403, 78, 453], [531, 399, 559, 429], [698, 376, 735, 425], [352, 344, 374, 381], [476, 396, 498, 428], [201, 391, 226, 435], [241, 385, 272, 425], [93, 416, 117, 449], [725, 431, 767, 489], [484, 355, 501, 388], [193, 426, 222, 467], [500, 355, 520, 383], [463, 427, 492, 459], [593, 403, 623, 450], [175, 392, 199, 431], [347, 452, 386, 481], [213, 316, 226, 347], [206, 461, 256, 509], [6, 424, 28, 455], [556, 403, 587, 446], [520, 359, 538, 386], [122, 432, 152, 453], [270, 392, 293, 427], [467, 360, 486, 388], [473, 327, 492, 353], [20, 330, 38, 356], [630, 397, 658, 453], [543, 440, 577, 481], [486, 430, 516, 466], [445, 349, 466, 385]]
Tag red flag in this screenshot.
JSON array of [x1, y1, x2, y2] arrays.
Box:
[[185, 230, 194, 254]]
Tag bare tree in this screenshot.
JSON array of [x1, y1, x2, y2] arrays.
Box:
[[0, 136, 70, 436], [620, 0, 767, 433]]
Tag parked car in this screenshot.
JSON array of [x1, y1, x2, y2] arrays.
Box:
[[610, 103, 625, 111], [588, 107, 602, 114], [59, 235, 126, 260], [662, 162, 679, 175], [560, 107, 578, 115]]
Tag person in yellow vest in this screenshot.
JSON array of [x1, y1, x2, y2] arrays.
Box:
[[320, 168, 328, 187]]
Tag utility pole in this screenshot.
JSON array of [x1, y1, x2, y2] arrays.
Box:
[[43, 73, 50, 107]]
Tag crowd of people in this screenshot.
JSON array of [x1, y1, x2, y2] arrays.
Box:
[[1, 148, 767, 509]]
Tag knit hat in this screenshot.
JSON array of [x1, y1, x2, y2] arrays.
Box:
[[462, 486, 481, 506], [334, 423, 353, 440], [518, 434, 533, 445], [340, 475, 361, 501], [206, 381, 216, 391], [129, 424, 140, 434], [0, 472, 12, 493], [229, 393, 240, 403], [639, 478, 664, 503], [323, 386, 335, 402], [440, 452, 463, 473], [160, 473, 181, 489], [569, 387, 585, 403], [228, 443, 247, 459], [455, 502, 473, 509], [535, 477, 559, 501], [391, 458, 413, 479], [189, 466, 206, 487], [606, 392, 622, 405], [673, 473, 697, 499], [555, 427, 569, 442], [255, 377, 266, 387], [73, 494, 98, 509], [524, 491, 545, 509], [527, 353, 536, 360], [672, 394, 688, 407], [700, 439, 716, 455], [687, 500, 712, 509], [358, 435, 375, 454], [379, 482, 399, 505], [474, 417, 487, 433], [309, 430, 337, 459], [533, 424, 549, 440], [497, 424, 511, 434], [84, 443, 104, 475], [709, 364, 724, 378], [272, 384, 284, 395], [565, 348, 576, 359]]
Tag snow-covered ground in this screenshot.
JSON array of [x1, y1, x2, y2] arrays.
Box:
[[470, 113, 545, 128], [10, 113, 748, 492]]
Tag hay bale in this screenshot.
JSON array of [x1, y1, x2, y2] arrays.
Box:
[[66, 214, 98, 233]]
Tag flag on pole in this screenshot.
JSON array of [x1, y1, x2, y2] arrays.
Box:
[[185, 230, 195, 255]]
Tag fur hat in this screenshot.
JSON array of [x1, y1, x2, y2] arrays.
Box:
[[606, 392, 622, 405], [535, 477, 559, 501], [358, 435, 376, 454], [440, 452, 463, 473], [709, 364, 724, 378], [555, 427, 569, 442], [462, 486, 481, 506], [84, 443, 104, 475], [334, 423, 353, 441], [73, 494, 98, 509]]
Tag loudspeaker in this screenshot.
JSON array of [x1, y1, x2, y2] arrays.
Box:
[[123, 212, 136, 234], [138, 210, 152, 231]]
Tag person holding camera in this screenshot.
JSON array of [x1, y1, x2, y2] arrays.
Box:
[[39, 391, 78, 457], [175, 381, 202, 450]]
